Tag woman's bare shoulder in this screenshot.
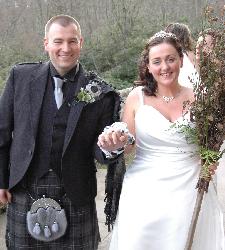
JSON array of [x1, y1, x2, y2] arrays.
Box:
[[122, 86, 144, 115]]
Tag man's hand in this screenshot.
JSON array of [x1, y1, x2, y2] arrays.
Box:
[[0, 189, 12, 204]]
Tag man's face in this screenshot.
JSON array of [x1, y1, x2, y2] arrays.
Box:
[[44, 23, 83, 76]]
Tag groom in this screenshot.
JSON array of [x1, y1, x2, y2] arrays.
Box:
[[0, 15, 121, 249]]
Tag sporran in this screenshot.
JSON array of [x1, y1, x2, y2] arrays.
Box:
[[26, 196, 67, 242]]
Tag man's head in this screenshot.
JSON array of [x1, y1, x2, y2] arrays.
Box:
[[44, 15, 83, 76]]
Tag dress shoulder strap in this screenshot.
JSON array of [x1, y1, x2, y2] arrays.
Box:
[[138, 87, 145, 106]]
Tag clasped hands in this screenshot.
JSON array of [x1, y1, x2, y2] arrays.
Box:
[[98, 129, 129, 152], [97, 122, 135, 156]]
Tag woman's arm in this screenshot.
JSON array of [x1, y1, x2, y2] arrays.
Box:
[[121, 89, 139, 153], [97, 87, 140, 154]]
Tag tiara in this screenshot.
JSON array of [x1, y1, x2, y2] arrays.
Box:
[[149, 31, 177, 41]]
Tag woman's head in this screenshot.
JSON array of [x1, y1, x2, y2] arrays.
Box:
[[137, 31, 183, 96], [196, 29, 217, 60], [165, 23, 193, 52]]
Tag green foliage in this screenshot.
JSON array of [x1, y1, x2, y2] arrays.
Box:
[[101, 71, 132, 90], [81, 19, 157, 89], [199, 147, 224, 181], [0, 66, 10, 94], [1, 5, 193, 92], [0, 46, 47, 94], [76, 87, 95, 103], [171, 122, 198, 145], [176, 16, 189, 23]]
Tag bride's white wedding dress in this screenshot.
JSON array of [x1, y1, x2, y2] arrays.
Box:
[[110, 89, 225, 250]]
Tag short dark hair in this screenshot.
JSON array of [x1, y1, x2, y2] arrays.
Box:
[[45, 15, 81, 37]]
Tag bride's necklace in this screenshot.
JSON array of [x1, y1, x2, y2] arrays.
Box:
[[156, 87, 182, 104], [161, 95, 175, 103]]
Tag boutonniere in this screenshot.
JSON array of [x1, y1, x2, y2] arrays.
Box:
[[76, 80, 102, 104]]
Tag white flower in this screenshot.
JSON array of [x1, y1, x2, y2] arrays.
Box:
[[76, 81, 102, 104], [85, 81, 102, 98]]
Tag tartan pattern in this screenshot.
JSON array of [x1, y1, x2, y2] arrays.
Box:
[[5, 171, 100, 249]]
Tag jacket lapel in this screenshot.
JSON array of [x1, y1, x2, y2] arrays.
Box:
[[62, 67, 88, 155], [29, 62, 50, 138]]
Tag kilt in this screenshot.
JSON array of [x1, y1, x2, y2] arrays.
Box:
[[5, 171, 100, 249]]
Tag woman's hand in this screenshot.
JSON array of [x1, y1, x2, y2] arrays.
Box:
[[209, 162, 218, 176]]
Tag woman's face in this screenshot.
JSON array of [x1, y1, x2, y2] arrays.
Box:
[[147, 42, 183, 87]]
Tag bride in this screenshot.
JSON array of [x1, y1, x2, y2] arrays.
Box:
[[98, 31, 224, 250]]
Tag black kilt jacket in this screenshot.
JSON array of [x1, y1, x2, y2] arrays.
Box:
[[0, 61, 120, 208]]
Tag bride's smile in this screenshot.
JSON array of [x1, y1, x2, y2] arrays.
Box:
[[147, 43, 183, 87]]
